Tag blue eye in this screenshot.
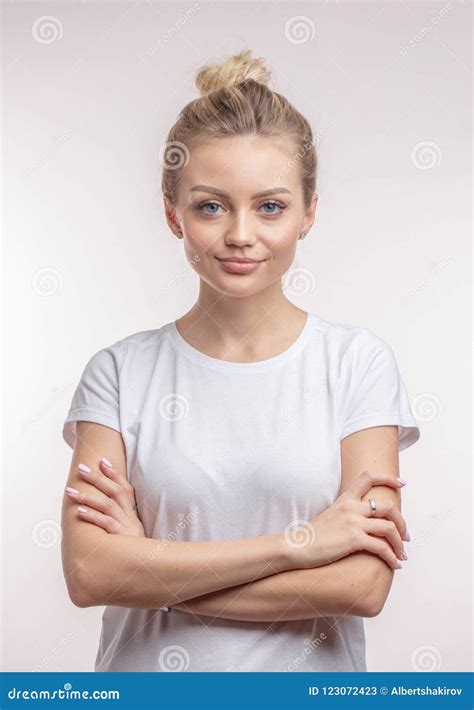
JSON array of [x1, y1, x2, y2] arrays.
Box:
[[197, 201, 223, 215], [195, 199, 286, 217], [261, 201, 285, 215]]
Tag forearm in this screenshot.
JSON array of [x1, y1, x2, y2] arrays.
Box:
[[74, 528, 293, 609], [171, 551, 388, 621]]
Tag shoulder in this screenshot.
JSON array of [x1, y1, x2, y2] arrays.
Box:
[[310, 312, 393, 364], [82, 323, 171, 376]]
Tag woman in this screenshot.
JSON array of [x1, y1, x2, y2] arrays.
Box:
[[61, 49, 420, 673]]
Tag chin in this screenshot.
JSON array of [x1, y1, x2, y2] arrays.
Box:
[[204, 273, 267, 297]]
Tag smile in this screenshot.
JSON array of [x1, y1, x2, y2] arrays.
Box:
[[214, 257, 265, 274]]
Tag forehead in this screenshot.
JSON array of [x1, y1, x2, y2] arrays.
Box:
[[180, 134, 300, 195]]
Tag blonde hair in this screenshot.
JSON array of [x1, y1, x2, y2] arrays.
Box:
[[161, 49, 317, 209]]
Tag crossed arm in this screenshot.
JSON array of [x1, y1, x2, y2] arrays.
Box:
[[62, 421, 401, 620], [171, 425, 401, 621]]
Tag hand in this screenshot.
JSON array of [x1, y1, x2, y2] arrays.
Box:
[[65, 458, 145, 537], [286, 470, 409, 571]]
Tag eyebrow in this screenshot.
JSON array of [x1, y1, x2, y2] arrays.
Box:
[[189, 184, 292, 199]]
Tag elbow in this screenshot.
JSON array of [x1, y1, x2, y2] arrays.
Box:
[[351, 565, 394, 618], [356, 591, 387, 618], [65, 562, 99, 609], [69, 586, 91, 609], [67, 578, 92, 608]]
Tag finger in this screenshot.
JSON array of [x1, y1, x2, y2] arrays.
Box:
[[342, 470, 407, 500], [76, 506, 121, 534], [78, 464, 120, 500], [65, 488, 127, 524], [357, 499, 409, 542], [99, 458, 128, 487], [363, 518, 407, 561], [76, 467, 139, 527], [98, 460, 136, 511], [359, 533, 402, 570]]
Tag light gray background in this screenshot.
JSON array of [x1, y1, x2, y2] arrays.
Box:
[[2, 0, 472, 672]]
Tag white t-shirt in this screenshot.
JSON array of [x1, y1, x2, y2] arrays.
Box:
[[62, 311, 420, 672]]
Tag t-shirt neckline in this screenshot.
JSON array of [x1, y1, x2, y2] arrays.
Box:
[[166, 311, 316, 373]]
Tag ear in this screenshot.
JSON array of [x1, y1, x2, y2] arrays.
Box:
[[163, 195, 182, 237], [301, 192, 318, 236]]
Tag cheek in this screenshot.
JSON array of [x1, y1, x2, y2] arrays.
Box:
[[182, 223, 217, 259], [181, 213, 300, 266], [263, 228, 299, 262]]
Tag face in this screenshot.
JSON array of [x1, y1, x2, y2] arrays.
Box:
[[164, 134, 317, 297]]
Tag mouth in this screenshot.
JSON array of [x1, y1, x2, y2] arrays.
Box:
[[215, 257, 265, 263], [214, 256, 266, 274]]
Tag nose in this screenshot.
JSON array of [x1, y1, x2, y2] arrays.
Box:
[[224, 210, 256, 247]]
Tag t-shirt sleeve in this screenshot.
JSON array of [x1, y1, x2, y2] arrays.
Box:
[[339, 331, 420, 452], [62, 341, 126, 450]]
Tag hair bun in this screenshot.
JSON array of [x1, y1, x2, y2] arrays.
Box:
[[195, 49, 272, 97]]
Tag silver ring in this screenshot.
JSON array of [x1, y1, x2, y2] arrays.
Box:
[[368, 498, 377, 516]]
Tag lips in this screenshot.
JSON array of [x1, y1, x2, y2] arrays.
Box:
[[215, 256, 265, 274], [216, 257, 263, 263]]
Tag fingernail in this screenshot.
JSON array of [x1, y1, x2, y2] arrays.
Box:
[[65, 486, 79, 495], [405, 530, 411, 542], [395, 561, 403, 569], [101, 457, 113, 467], [400, 551, 408, 560], [396, 477, 408, 486], [77, 506, 88, 513], [78, 463, 92, 473]]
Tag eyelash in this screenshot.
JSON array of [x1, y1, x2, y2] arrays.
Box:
[[195, 200, 287, 217]]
